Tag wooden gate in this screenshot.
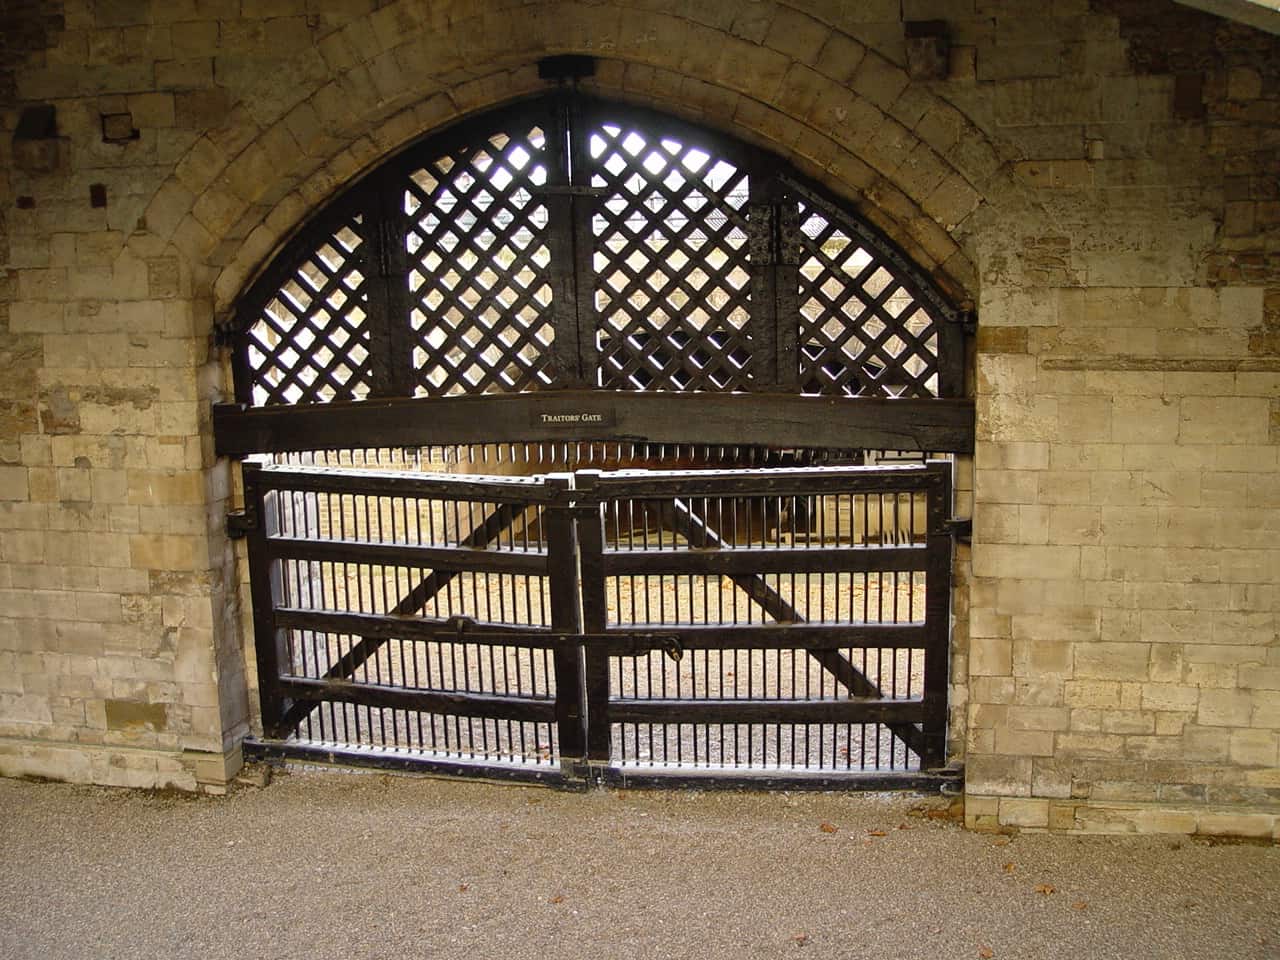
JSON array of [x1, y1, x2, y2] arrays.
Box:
[[239, 458, 954, 788]]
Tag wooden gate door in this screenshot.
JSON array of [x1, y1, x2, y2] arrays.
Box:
[[574, 462, 953, 787], [239, 461, 584, 782], [239, 459, 954, 788]]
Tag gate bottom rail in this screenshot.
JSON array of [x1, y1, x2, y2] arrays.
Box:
[[242, 737, 963, 793]]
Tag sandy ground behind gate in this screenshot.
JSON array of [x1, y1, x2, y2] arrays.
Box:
[[1, 768, 1277, 960]]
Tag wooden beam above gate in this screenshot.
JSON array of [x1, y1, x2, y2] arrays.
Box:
[[212, 391, 974, 457]]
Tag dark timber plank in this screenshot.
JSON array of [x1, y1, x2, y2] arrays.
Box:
[[265, 536, 549, 575], [609, 697, 924, 725], [272, 609, 566, 646], [595, 622, 929, 651], [278, 677, 557, 723], [270, 611, 929, 652], [587, 464, 942, 498], [213, 392, 975, 457], [251, 463, 556, 502], [601, 545, 929, 577]]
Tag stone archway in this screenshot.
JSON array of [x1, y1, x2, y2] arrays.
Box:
[[150, 3, 1004, 784]]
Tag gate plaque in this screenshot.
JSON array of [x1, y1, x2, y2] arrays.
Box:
[[531, 407, 617, 429]]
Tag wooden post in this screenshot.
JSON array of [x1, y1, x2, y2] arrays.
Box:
[[242, 464, 292, 739], [921, 459, 954, 768], [544, 474, 586, 763], [573, 470, 613, 766]]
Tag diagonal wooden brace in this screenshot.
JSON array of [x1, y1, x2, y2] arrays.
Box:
[[276, 501, 528, 734], [667, 497, 928, 759]]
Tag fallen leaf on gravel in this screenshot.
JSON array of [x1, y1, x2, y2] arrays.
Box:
[[978, 946, 995, 958], [1034, 883, 1055, 896], [549, 895, 566, 904], [1002, 862, 1015, 873], [819, 822, 838, 833], [896, 823, 911, 830], [458, 884, 469, 892], [992, 837, 1011, 847], [1071, 902, 1088, 911], [792, 933, 811, 946], [867, 829, 887, 837]]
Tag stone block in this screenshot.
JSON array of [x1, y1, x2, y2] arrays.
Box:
[[963, 793, 1001, 832], [973, 544, 1080, 581], [994, 726, 1054, 756], [0, 468, 30, 501], [1196, 812, 1275, 839], [999, 797, 1050, 828], [1007, 705, 1071, 732], [1179, 397, 1271, 445], [971, 636, 1013, 676], [965, 755, 1033, 796], [1228, 729, 1278, 767]]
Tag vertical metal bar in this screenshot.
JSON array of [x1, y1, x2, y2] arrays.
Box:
[[544, 474, 586, 762]]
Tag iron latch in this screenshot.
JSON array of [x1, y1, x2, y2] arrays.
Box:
[[226, 507, 258, 539], [656, 634, 684, 662], [428, 618, 685, 660]]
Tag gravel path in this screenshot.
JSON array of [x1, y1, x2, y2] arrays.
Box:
[[1, 768, 1277, 960]]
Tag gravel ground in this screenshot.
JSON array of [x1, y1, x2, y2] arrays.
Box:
[[1, 768, 1277, 960]]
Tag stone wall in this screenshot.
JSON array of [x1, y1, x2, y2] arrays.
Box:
[[0, 0, 1275, 833]]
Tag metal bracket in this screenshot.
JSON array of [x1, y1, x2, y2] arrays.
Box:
[[531, 184, 609, 199], [943, 517, 971, 543], [538, 54, 596, 82], [226, 506, 258, 539], [429, 617, 684, 659]]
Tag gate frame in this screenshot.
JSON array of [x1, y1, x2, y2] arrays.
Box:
[[237, 459, 959, 791]]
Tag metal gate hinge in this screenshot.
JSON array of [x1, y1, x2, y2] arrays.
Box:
[[227, 507, 258, 539], [944, 517, 971, 542]]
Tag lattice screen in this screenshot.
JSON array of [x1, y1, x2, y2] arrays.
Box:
[[243, 215, 374, 406], [404, 125, 556, 397], [796, 204, 940, 398], [233, 96, 959, 407], [588, 121, 753, 391]]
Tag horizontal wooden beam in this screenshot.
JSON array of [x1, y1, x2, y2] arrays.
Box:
[[601, 544, 929, 576], [274, 609, 563, 646], [247, 462, 556, 503], [592, 622, 929, 651], [581, 463, 946, 498], [266, 536, 549, 574], [273, 609, 928, 651], [608, 697, 925, 725], [214, 391, 974, 457], [278, 676, 558, 722]]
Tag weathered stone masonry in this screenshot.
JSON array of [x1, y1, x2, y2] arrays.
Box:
[[0, 0, 1276, 834]]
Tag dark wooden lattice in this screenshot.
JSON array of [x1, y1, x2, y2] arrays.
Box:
[[589, 122, 753, 391], [243, 215, 374, 405], [404, 125, 557, 397], [796, 203, 940, 398], [231, 95, 962, 409]]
